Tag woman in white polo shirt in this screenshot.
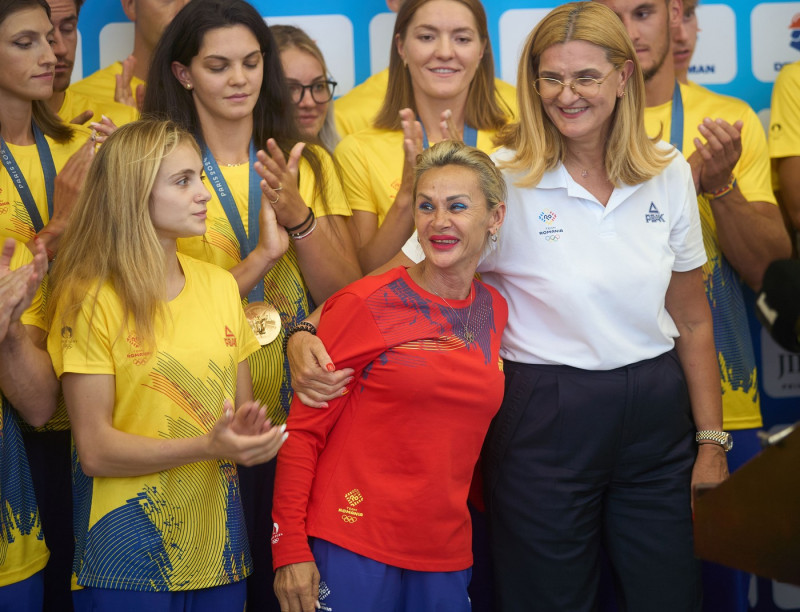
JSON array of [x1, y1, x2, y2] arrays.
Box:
[[284, 3, 729, 611]]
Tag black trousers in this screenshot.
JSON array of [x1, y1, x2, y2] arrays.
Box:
[[483, 352, 701, 612]]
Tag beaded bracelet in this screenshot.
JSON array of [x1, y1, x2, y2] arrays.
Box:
[[286, 207, 314, 233], [703, 177, 737, 200], [282, 321, 317, 354]]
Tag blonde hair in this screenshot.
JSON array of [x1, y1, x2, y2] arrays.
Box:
[[48, 119, 198, 350], [414, 139, 506, 212], [496, 1, 671, 188], [374, 0, 510, 131], [271, 24, 341, 153]]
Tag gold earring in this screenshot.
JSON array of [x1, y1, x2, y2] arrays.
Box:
[[185, 83, 193, 90]]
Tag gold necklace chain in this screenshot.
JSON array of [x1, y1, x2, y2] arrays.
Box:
[[431, 284, 475, 343]]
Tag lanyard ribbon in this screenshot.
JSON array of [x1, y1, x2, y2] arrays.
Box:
[[201, 141, 264, 303], [419, 122, 478, 149], [0, 123, 56, 233], [670, 81, 684, 153]]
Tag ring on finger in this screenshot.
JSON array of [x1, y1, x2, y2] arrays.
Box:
[[274, 185, 283, 192], [269, 193, 280, 204]]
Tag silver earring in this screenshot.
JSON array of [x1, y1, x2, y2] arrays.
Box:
[[490, 232, 498, 243]]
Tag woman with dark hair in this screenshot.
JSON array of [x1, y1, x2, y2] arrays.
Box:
[[336, 0, 514, 273], [0, 0, 93, 254], [141, 1, 360, 607]]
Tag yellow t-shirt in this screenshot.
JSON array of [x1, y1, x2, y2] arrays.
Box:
[[0, 244, 49, 587], [68, 62, 145, 110], [48, 254, 259, 591], [333, 68, 518, 138], [0, 128, 92, 243], [768, 61, 800, 191], [334, 126, 500, 224], [178, 147, 350, 425], [58, 86, 139, 129], [645, 81, 775, 430]]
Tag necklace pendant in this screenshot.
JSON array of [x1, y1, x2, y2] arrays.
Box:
[[581, 169, 589, 178], [463, 330, 475, 343]]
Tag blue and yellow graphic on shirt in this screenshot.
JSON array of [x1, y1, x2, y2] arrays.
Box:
[[178, 150, 350, 425], [645, 82, 775, 430], [48, 254, 259, 591], [0, 396, 49, 587]]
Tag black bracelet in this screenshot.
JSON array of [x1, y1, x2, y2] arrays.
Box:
[[288, 209, 316, 238], [282, 321, 317, 354], [286, 207, 314, 233]]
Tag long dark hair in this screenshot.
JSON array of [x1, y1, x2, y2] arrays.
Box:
[[142, 0, 325, 200], [0, 0, 73, 142]]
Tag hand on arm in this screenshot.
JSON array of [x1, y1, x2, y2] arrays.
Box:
[[690, 118, 792, 289], [274, 562, 321, 612], [665, 268, 729, 506]]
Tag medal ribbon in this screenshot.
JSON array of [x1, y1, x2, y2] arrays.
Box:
[[670, 81, 684, 153], [201, 141, 264, 303], [419, 121, 478, 149], [0, 122, 56, 233]]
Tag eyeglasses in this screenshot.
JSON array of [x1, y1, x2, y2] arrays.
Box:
[[533, 70, 616, 100], [287, 79, 337, 104]]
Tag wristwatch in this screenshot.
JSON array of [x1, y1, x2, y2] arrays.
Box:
[[695, 430, 733, 452]]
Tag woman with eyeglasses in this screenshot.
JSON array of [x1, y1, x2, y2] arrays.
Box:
[[142, 1, 360, 609], [335, 0, 514, 273], [271, 25, 340, 153], [286, 3, 728, 610]]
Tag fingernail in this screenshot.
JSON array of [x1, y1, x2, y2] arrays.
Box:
[[341, 388, 349, 396], [279, 423, 287, 434], [326, 363, 335, 372], [101, 115, 109, 122], [282, 432, 289, 442], [346, 377, 354, 384], [320, 402, 329, 409]]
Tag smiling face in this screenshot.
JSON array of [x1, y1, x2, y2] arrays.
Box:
[[415, 164, 504, 276], [149, 141, 211, 242], [48, 0, 78, 93], [280, 46, 329, 141], [594, 0, 678, 82], [537, 40, 631, 149], [0, 6, 56, 105], [396, 0, 485, 109], [173, 24, 263, 126]]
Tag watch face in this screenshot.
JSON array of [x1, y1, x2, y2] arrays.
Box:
[[724, 433, 734, 452]]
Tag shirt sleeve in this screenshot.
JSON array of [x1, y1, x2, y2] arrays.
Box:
[[299, 146, 352, 219], [334, 135, 378, 215], [734, 105, 777, 205], [271, 290, 387, 569], [669, 156, 707, 272]]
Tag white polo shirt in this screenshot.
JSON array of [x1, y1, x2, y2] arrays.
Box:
[[403, 144, 706, 370]]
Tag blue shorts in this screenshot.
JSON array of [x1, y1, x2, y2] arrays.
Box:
[[0, 570, 43, 612], [311, 538, 472, 612], [72, 580, 246, 612]]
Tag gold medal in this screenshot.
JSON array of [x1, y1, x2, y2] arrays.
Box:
[[244, 301, 281, 346]]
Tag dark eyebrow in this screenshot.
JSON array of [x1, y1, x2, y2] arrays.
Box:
[[203, 50, 262, 61]]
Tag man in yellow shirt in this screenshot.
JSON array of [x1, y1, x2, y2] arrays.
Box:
[[69, 0, 190, 110], [594, 0, 790, 608], [46, 0, 138, 127]]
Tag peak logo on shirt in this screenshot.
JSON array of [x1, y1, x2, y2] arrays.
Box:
[[224, 325, 237, 347], [338, 488, 365, 524], [646, 202, 665, 223]]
